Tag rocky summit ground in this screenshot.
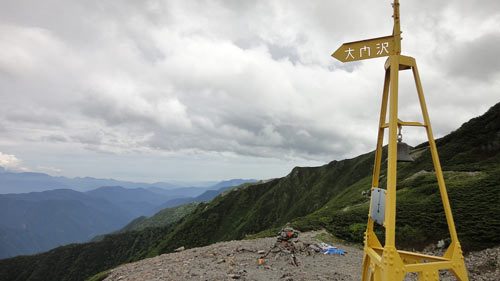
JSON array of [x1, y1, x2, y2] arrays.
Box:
[[103, 230, 499, 281]]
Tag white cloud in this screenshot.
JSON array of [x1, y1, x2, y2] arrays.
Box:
[[35, 165, 62, 174], [0, 0, 499, 181], [0, 152, 25, 171]]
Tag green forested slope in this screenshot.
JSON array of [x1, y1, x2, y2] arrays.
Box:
[[0, 226, 172, 281], [1, 102, 499, 281], [120, 202, 199, 232], [151, 153, 375, 254], [90, 202, 199, 242]]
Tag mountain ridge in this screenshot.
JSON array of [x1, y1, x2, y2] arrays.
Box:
[[0, 171, 224, 194], [0, 179, 257, 258]]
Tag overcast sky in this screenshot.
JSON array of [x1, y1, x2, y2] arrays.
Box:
[[0, 0, 499, 183]]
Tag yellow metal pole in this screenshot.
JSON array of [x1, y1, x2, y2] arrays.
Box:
[[378, 54, 407, 281], [371, 69, 391, 188], [393, 0, 402, 55], [411, 64, 459, 242], [385, 55, 399, 248], [366, 68, 390, 246], [384, 0, 402, 249], [411, 62, 469, 281], [362, 67, 391, 281]]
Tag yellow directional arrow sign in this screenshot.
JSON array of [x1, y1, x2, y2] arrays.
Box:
[[332, 35, 395, 62]]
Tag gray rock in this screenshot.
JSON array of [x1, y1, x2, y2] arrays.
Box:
[[228, 273, 241, 279], [436, 239, 445, 248], [174, 246, 185, 252], [308, 244, 320, 252]]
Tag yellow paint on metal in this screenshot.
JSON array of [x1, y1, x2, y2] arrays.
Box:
[[392, 0, 402, 55], [331, 1, 469, 280], [331, 36, 395, 62]]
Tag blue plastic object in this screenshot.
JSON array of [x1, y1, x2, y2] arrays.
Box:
[[326, 246, 344, 255]]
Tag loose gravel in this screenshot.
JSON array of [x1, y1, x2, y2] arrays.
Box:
[[103, 231, 499, 281]]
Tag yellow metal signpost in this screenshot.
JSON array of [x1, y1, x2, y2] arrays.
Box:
[[331, 1, 469, 281]]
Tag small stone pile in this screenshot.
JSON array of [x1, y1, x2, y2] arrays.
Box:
[[259, 227, 342, 267]]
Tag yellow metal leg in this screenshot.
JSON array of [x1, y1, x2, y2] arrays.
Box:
[[362, 253, 371, 281], [412, 64, 460, 243], [412, 62, 469, 281], [371, 68, 390, 188], [446, 241, 469, 281], [363, 65, 389, 281], [373, 269, 382, 281]]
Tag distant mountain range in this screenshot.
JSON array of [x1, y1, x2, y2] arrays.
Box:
[[0, 167, 219, 194], [0, 179, 257, 258], [151, 179, 259, 212]]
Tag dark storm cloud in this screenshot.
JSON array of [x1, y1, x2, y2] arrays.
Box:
[[145, 120, 355, 160]]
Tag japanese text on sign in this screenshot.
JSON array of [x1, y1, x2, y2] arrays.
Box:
[[332, 36, 395, 63]]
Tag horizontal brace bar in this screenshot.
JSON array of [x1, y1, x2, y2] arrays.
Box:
[[397, 249, 449, 262], [380, 120, 426, 128], [370, 247, 450, 264], [399, 121, 426, 127], [404, 261, 453, 272]]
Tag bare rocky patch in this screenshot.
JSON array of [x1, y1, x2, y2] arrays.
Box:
[[102, 231, 499, 281], [104, 230, 362, 281]]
